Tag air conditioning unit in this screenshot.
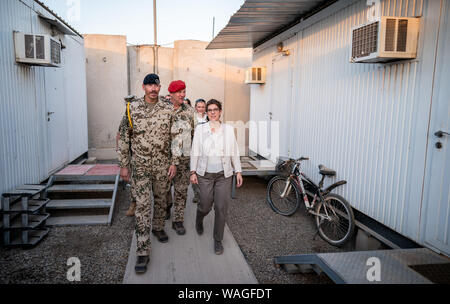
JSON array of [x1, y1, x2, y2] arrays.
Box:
[[245, 67, 266, 84], [13, 32, 62, 67], [350, 17, 420, 63]]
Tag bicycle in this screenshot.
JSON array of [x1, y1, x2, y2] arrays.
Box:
[[266, 157, 355, 247]]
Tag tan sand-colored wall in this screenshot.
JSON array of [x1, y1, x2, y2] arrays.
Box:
[[128, 45, 174, 98], [84, 34, 128, 160], [86, 36, 252, 159]]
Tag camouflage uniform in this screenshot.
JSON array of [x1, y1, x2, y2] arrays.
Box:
[[166, 103, 197, 223], [118, 96, 180, 256]]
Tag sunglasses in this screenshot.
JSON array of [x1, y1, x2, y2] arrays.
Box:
[[207, 108, 220, 113]]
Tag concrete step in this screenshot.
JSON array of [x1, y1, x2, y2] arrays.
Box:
[[47, 184, 115, 193], [46, 215, 109, 226], [46, 199, 111, 210]]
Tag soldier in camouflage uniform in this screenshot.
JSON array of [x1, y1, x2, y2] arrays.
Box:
[[118, 74, 180, 274], [164, 80, 196, 235]]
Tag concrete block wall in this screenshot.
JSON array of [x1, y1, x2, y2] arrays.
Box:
[[84, 34, 128, 160]]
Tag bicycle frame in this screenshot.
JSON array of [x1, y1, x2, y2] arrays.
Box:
[[279, 160, 347, 220], [279, 164, 321, 208]]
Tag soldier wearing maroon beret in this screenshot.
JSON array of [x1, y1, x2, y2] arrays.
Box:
[[164, 80, 197, 235]]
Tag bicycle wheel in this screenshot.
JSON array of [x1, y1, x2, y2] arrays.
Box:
[[266, 176, 300, 216], [315, 193, 355, 247]]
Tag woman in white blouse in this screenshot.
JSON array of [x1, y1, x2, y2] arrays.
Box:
[[190, 99, 243, 255]]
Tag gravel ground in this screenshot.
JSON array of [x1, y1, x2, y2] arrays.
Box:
[[227, 176, 345, 284], [1, 175, 345, 284], [0, 189, 134, 284]]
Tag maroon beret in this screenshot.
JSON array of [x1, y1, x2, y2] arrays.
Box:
[[168, 80, 186, 93]]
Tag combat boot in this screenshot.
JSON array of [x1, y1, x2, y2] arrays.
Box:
[[135, 255, 150, 274], [152, 229, 169, 243], [214, 240, 224, 255], [172, 222, 186, 235], [126, 202, 136, 217]]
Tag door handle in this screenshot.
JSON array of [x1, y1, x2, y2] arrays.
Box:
[[434, 131, 449, 138], [47, 112, 55, 116]]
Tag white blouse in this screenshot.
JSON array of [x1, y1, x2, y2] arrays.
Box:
[[191, 122, 242, 178], [204, 126, 224, 173]]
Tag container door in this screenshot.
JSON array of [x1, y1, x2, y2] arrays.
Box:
[[269, 53, 292, 162], [45, 67, 69, 173], [421, 0, 450, 257]]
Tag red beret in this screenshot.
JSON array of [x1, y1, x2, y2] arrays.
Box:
[[168, 80, 186, 93]]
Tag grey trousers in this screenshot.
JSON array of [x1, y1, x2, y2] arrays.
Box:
[[197, 172, 232, 242]]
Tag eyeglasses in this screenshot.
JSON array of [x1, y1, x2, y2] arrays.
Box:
[[207, 108, 220, 113]]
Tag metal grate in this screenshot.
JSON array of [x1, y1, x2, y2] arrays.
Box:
[[50, 39, 61, 64], [35, 35, 45, 60], [397, 19, 408, 52], [385, 18, 397, 51], [352, 22, 379, 59], [25, 34, 34, 59], [409, 264, 450, 284]]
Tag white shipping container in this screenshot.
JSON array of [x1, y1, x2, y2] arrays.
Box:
[[250, 0, 449, 256], [0, 0, 88, 197]]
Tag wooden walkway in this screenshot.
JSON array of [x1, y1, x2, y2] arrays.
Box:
[[123, 189, 258, 284]]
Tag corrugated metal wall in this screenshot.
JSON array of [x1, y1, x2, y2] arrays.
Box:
[[0, 0, 88, 197], [250, 0, 442, 245]]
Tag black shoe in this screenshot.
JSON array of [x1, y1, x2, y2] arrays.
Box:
[[152, 230, 169, 243], [135, 255, 150, 274], [195, 212, 204, 235], [165, 204, 172, 221], [172, 222, 186, 235], [214, 240, 224, 255]]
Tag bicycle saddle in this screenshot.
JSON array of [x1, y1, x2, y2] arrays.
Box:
[[319, 165, 336, 176]]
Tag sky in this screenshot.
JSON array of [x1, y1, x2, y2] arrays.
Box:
[[40, 0, 245, 46]]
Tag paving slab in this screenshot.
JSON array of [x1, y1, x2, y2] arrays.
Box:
[[123, 190, 258, 284]]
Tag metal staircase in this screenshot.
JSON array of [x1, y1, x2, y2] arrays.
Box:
[[45, 174, 119, 227]]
